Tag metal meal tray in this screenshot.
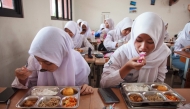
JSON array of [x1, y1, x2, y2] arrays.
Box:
[[16, 86, 80, 108], [120, 82, 186, 109]]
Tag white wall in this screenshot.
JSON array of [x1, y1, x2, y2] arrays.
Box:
[[73, 0, 190, 37], [0, 0, 68, 86]]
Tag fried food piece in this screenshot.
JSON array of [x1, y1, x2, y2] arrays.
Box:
[[62, 87, 74, 96], [157, 85, 167, 91], [129, 94, 143, 102]]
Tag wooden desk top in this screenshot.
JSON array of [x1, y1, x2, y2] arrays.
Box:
[[1, 88, 190, 109], [84, 54, 96, 64], [174, 51, 190, 58], [166, 43, 174, 47]]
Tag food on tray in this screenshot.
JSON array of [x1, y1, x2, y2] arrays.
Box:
[[157, 85, 168, 91], [22, 99, 38, 107], [125, 85, 149, 91], [129, 94, 143, 102], [145, 94, 164, 101], [75, 48, 83, 53], [31, 88, 58, 96], [62, 87, 77, 96], [62, 97, 77, 107], [164, 94, 179, 101], [38, 98, 60, 107]]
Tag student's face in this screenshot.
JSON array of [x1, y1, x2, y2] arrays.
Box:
[[105, 21, 109, 28], [121, 28, 131, 36], [64, 28, 74, 37], [134, 34, 155, 56], [82, 25, 87, 33], [79, 22, 81, 27], [35, 56, 58, 72]]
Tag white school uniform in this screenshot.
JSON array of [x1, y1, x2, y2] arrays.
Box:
[[12, 27, 90, 89], [65, 21, 94, 53], [103, 17, 133, 50], [100, 12, 171, 88], [174, 23, 190, 54]]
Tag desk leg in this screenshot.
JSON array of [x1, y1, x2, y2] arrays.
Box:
[[96, 65, 103, 88], [182, 58, 189, 88], [88, 63, 93, 86]]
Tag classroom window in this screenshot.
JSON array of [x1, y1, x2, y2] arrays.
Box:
[[50, 0, 72, 20], [0, 0, 23, 18]]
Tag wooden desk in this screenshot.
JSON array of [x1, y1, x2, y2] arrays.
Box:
[[166, 43, 174, 48], [94, 58, 109, 87], [1, 88, 190, 109], [174, 51, 190, 88], [84, 54, 95, 64]]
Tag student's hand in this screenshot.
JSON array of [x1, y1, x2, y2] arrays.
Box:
[[80, 84, 94, 95], [15, 66, 32, 80], [126, 57, 146, 70]]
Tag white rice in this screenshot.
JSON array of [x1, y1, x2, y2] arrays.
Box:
[[31, 89, 58, 96], [125, 85, 149, 91]]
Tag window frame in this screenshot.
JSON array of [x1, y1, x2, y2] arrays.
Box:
[[0, 0, 23, 18], [51, 0, 72, 21]]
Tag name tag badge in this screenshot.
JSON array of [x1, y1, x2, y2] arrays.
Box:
[[108, 60, 112, 66]]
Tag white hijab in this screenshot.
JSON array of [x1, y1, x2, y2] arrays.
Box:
[[77, 19, 83, 25], [81, 21, 92, 38], [114, 17, 133, 41], [115, 17, 132, 29], [120, 12, 171, 82], [64, 21, 84, 48], [28, 26, 77, 86], [164, 22, 169, 40], [98, 23, 105, 33], [104, 18, 114, 33], [77, 19, 83, 32], [176, 23, 190, 47]]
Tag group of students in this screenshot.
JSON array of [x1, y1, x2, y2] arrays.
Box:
[[11, 12, 190, 96]]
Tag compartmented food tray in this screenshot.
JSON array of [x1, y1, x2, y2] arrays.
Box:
[[16, 86, 80, 108], [120, 83, 186, 109]]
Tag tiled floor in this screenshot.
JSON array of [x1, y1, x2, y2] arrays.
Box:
[[89, 66, 182, 88]]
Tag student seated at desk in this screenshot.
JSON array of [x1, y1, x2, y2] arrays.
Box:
[[172, 23, 190, 80], [95, 23, 105, 38], [101, 18, 115, 39], [12, 27, 93, 95], [100, 12, 171, 88], [103, 17, 133, 51], [64, 21, 94, 53], [80, 21, 94, 39]]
